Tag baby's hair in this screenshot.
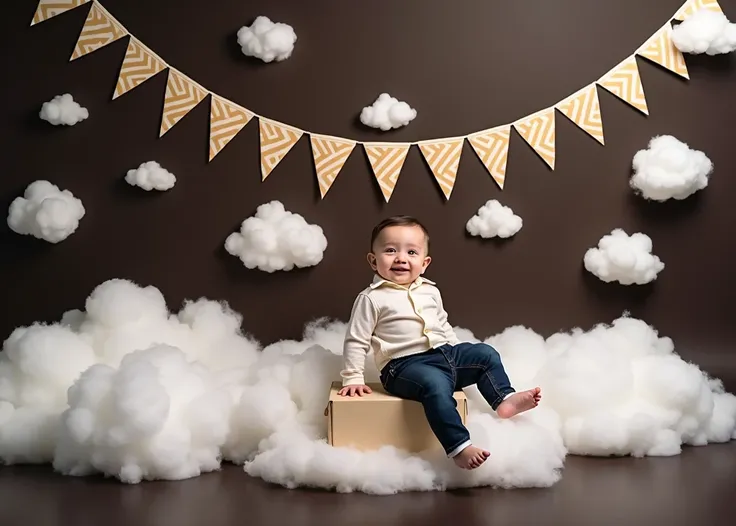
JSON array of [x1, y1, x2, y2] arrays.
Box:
[[370, 215, 430, 254]]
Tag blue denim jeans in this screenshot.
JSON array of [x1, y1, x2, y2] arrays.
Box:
[[379, 342, 515, 457]]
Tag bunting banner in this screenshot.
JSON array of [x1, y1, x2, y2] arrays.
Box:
[[29, 0, 720, 200]]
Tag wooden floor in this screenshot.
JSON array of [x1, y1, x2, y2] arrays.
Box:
[[1, 442, 734, 526]]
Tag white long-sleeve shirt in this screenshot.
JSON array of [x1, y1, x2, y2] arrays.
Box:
[[340, 275, 460, 386]]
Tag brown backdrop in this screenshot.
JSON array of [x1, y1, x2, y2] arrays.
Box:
[[1, 0, 734, 388]]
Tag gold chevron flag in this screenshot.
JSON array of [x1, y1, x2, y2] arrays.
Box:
[[70, 2, 127, 61], [514, 109, 556, 169], [418, 138, 463, 200], [259, 119, 304, 181], [159, 69, 208, 137], [675, 0, 722, 20], [556, 84, 605, 145], [113, 38, 166, 99], [637, 25, 689, 79], [364, 143, 411, 202], [310, 135, 357, 198], [31, 0, 90, 26], [209, 96, 254, 161], [597, 56, 649, 115], [468, 126, 511, 189]]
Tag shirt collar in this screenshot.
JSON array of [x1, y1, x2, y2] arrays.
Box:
[[369, 274, 435, 289]]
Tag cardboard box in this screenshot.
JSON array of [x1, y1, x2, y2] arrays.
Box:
[[325, 381, 468, 454]]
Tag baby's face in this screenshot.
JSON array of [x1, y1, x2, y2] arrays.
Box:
[[368, 225, 431, 286]]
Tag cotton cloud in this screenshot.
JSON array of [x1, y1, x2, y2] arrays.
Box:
[[237, 16, 297, 63], [7, 180, 85, 243], [466, 199, 522, 239], [360, 93, 417, 131], [125, 161, 176, 191], [39, 94, 89, 126], [672, 9, 736, 55], [583, 229, 664, 285], [1, 279, 734, 493], [225, 200, 327, 273], [630, 135, 713, 202]]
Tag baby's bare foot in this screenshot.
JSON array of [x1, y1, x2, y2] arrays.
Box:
[[453, 445, 490, 470], [496, 387, 541, 419]]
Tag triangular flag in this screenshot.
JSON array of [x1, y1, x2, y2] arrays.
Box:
[[514, 108, 556, 169], [467, 126, 511, 189], [159, 69, 208, 137], [310, 135, 357, 198], [674, 0, 722, 20], [30, 0, 90, 26], [363, 143, 411, 202], [113, 38, 166, 99], [637, 25, 689, 79], [259, 119, 304, 180], [418, 138, 463, 200], [209, 96, 254, 161], [597, 56, 649, 115], [556, 84, 605, 145], [70, 2, 127, 61]]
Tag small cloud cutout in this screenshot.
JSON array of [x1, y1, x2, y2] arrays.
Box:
[[466, 199, 523, 239], [237, 16, 297, 63], [672, 9, 736, 55], [630, 135, 713, 202], [583, 229, 664, 285], [125, 161, 176, 191], [39, 94, 89, 126], [360, 93, 417, 131], [7, 180, 85, 243], [225, 200, 327, 272]]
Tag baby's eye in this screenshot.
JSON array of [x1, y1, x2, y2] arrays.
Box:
[[385, 248, 395, 253], [408, 250, 417, 255]]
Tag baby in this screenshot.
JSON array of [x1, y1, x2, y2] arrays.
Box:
[[339, 215, 541, 470]]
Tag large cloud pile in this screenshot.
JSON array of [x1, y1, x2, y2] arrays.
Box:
[[225, 200, 328, 273], [583, 229, 665, 285], [39, 94, 89, 126], [672, 9, 736, 55], [237, 16, 297, 63], [7, 180, 86, 243], [1, 279, 734, 494], [466, 199, 523, 239], [125, 161, 176, 191], [360, 93, 417, 131], [630, 135, 713, 202]]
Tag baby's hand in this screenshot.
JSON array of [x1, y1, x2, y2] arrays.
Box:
[[338, 385, 373, 397]]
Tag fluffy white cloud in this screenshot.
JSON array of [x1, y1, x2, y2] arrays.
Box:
[[360, 93, 417, 131], [39, 94, 89, 126], [630, 135, 713, 202], [237, 16, 297, 63], [466, 199, 522, 239], [7, 180, 85, 243], [125, 161, 176, 191], [584, 229, 665, 285], [1, 279, 734, 493], [225, 200, 327, 272], [672, 9, 736, 55]]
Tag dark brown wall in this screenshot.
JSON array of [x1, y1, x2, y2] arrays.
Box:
[[2, 0, 735, 387]]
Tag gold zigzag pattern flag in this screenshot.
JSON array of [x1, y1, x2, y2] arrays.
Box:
[[159, 69, 208, 137], [514, 109, 556, 169], [259, 119, 304, 180], [597, 56, 649, 115], [675, 0, 722, 20], [70, 2, 127, 61], [556, 84, 605, 145], [311, 135, 357, 198], [418, 139, 463, 200], [364, 143, 411, 202], [30, 0, 90, 26], [113, 38, 166, 99], [467, 126, 511, 189], [209, 96, 254, 161], [637, 25, 689, 79]]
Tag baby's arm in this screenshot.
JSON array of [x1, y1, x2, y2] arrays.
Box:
[[339, 293, 378, 395], [435, 289, 461, 345]]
